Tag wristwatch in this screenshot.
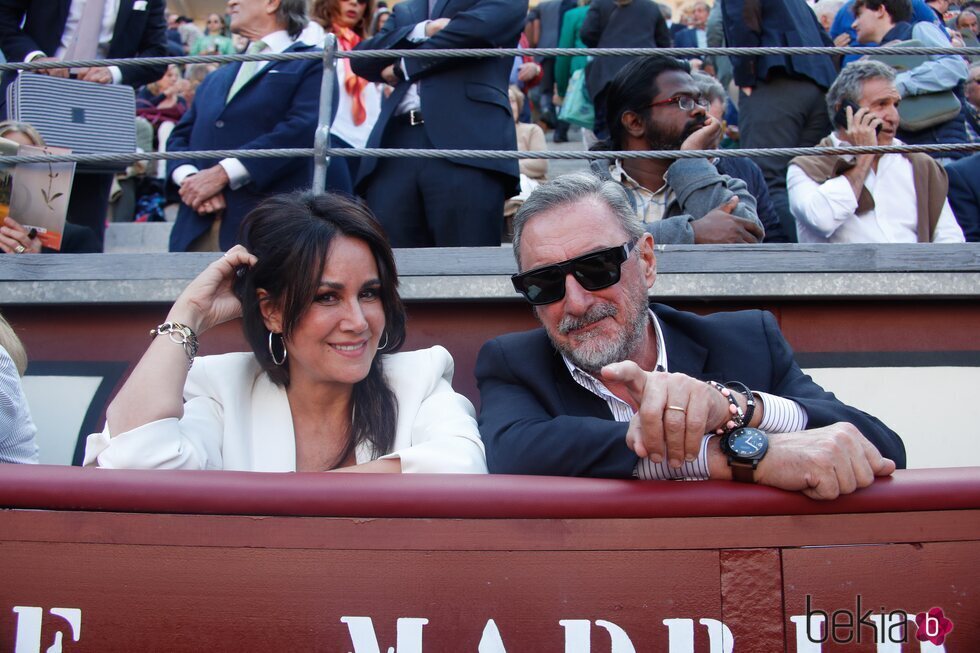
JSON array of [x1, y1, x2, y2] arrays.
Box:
[[720, 427, 769, 483]]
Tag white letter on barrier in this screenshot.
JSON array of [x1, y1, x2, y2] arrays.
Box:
[[698, 618, 734, 653], [13, 607, 43, 653], [789, 614, 824, 653], [594, 620, 637, 653], [559, 619, 592, 653], [341, 616, 429, 653], [45, 608, 81, 653], [558, 620, 637, 653], [478, 619, 507, 653], [662, 619, 694, 653]]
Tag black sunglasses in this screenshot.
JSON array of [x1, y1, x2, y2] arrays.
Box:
[[511, 241, 637, 305]]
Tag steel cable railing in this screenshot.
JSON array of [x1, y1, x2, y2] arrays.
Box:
[[2, 40, 978, 194]]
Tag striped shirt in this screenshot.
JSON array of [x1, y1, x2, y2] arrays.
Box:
[[0, 346, 39, 464], [561, 311, 807, 480]]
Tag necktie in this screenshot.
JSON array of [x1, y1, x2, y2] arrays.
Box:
[[65, 0, 107, 62], [227, 40, 267, 103]]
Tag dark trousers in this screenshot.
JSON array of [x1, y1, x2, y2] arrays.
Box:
[[66, 172, 113, 250], [738, 74, 831, 243], [362, 119, 511, 247]]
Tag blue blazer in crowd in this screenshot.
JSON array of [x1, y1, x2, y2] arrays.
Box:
[[673, 28, 700, 50], [945, 153, 980, 243], [351, 0, 524, 191], [167, 41, 349, 252], [722, 0, 837, 90], [476, 303, 906, 477], [831, 0, 943, 65]]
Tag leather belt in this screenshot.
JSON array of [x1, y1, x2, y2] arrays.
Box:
[[394, 109, 424, 126]]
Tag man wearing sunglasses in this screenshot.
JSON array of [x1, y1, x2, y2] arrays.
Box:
[[476, 173, 904, 500], [588, 56, 766, 245]]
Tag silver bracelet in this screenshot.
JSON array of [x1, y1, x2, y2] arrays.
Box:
[[150, 322, 199, 365]]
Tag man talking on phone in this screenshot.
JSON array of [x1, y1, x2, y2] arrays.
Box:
[[787, 60, 964, 243]]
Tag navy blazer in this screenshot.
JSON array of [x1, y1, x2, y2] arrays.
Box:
[[721, 0, 837, 90], [673, 27, 700, 50], [0, 0, 167, 95], [351, 0, 525, 188], [476, 303, 906, 477], [945, 153, 979, 243], [167, 41, 324, 252], [580, 0, 672, 100]]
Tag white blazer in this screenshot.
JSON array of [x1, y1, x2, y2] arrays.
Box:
[[84, 346, 487, 473]]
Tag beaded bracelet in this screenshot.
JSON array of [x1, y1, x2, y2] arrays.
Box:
[[724, 381, 756, 427], [706, 380, 745, 436], [150, 321, 199, 366]]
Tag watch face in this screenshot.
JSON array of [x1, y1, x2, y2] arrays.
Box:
[[727, 427, 768, 458]]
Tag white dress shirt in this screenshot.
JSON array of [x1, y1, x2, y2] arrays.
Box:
[[26, 0, 125, 84], [561, 311, 807, 481], [393, 21, 432, 115], [172, 30, 297, 191], [788, 134, 965, 244], [299, 21, 382, 149]]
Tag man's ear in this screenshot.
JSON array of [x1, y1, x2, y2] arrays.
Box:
[[257, 289, 283, 333], [637, 232, 657, 289], [621, 110, 646, 139]]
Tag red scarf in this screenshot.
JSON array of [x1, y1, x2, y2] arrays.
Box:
[[333, 25, 368, 126]]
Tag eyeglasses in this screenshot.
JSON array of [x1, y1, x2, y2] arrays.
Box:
[[511, 241, 637, 305], [647, 95, 711, 112]]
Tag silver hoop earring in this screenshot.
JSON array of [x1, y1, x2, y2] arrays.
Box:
[[268, 331, 287, 366], [377, 331, 389, 351]]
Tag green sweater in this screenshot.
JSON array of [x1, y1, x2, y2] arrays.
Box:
[[554, 5, 590, 98]]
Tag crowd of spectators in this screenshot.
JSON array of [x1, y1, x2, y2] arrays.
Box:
[[0, 0, 976, 251], [6, 0, 972, 507]]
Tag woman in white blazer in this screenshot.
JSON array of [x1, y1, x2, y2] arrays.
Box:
[[85, 192, 487, 473]]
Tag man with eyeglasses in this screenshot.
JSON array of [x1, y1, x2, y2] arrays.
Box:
[[589, 57, 766, 245], [476, 173, 905, 499]]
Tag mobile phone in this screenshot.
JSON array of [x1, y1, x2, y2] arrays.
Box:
[[833, 99, 883, 134]]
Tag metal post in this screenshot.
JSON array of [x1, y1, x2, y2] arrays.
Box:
[[312, 33, 337, 195]]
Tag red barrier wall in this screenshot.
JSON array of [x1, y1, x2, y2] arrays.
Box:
[[1, 466, 978, 652]]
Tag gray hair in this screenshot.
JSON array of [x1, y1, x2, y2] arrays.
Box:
[[825, 60, 896, 122], [512, 173, 645, 269], [278, 0, 308, 38], [691, 71, 727, 105]]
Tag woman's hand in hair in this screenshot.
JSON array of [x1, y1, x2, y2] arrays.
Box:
[[168, 245, 258, 335]]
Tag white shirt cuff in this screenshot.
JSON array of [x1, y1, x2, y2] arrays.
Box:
[[172, 164, 199, 186], [756, 392, 808, 434], [634, 434, 713, 481], [409, 21, 430, 42], [25, 50, 46, 63], [219, 158, 250, 190], [108, 65, 122, 84]]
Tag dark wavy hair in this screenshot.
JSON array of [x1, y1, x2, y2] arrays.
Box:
[[311, 0, 373, 38], [852, 0, 913, 23], [235, 192, 407, 463], [590, 56, 691, 152]]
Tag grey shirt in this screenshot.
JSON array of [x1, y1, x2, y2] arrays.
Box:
[[594, 157, 762, 244]]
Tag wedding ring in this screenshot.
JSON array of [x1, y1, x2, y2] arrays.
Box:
[[14, 245, 25, 253], [666, 405, 687, 414]]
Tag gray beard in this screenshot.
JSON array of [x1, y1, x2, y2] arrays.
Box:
[[553, 296, 649, 375]]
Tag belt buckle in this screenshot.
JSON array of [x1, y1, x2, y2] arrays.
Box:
[[409, 109, 424, 126]]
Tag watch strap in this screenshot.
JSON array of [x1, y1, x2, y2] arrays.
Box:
[[729, 460, 755, 483]]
